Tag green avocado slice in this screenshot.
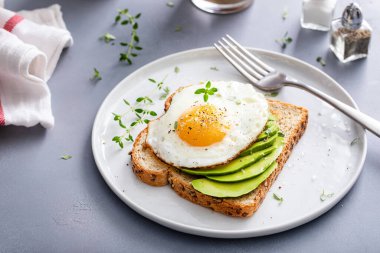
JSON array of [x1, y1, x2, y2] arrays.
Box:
[[257, 123, 279, 141], [239, 133, 278, 157], [180, 145, 276, 176], [206, 138, 283, 182], [191, 162, 278, 198]]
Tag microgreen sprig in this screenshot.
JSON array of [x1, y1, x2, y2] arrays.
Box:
[[194, 81, 218, 102], [115, 9, 142, 64], [112, 97, 157, 149], [276, 31, 293, 50]]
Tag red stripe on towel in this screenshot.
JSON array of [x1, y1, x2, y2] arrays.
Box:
[[3, 14, 24, 32], [0, 100, 5, 126]]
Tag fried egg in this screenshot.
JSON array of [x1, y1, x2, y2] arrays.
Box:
[[146, 81, 269, 168]]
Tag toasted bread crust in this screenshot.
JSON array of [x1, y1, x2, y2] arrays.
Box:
[[131, 93, 308, 217], [131, 128, 173, 186]]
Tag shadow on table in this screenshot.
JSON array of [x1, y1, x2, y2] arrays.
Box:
[[0, 125, 47, 145]]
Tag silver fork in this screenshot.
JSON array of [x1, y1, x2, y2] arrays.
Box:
[[214, 34, 380, 138]]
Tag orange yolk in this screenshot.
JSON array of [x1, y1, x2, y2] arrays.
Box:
[[176, 105, 229, 147]]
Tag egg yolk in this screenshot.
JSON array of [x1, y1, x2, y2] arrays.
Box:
[[176, 105, 229, 147]]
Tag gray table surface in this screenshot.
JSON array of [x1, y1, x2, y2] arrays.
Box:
[[1, 0, 380, 252]]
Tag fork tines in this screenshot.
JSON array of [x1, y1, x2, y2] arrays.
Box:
[[214, 35, 274, 84]]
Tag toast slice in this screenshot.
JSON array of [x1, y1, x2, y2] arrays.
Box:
[[131, 99, 308, 217]]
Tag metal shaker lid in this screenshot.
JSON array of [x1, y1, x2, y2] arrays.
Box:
[[342, 3, 363, 30]]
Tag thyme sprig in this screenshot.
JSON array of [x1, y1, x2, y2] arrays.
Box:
[[115, 9, 142, 64], [112, 97, 156, 148], [276, 31, 293, 50], [149, 77, 170, 100], [194, 81, 218, 102]]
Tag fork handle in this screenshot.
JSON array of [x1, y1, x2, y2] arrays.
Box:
[[285, 80, 380, 138]]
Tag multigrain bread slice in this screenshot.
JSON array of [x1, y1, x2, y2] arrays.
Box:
[[131, 99, 308, 217], [131, 128, 172, 186]]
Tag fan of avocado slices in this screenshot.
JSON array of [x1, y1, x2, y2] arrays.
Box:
[[180, 115, 284, 198]]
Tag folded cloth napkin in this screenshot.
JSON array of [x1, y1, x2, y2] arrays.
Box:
[[0, 5, 72, 128]]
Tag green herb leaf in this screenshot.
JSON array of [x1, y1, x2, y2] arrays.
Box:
[[320, 190, 334, 201], [160, 86, 170, 100], [276, 31, 293, 50], [61, 155, 72, 160], [175, 25, 182, 32], [174, 66, 180, 73], [91, 68, 102, 81], [194, 81, 218, 102], [123, 99, 130, 106], [148, 78, 156, 83], [174, 121, 178, 130], [100, 32, 116, 43], [273, 193, 283, 203], [278, 132, 285, 137], [150, 111, 157, 116], [316, 56, 326, 67], [195, 88, 206, 94]]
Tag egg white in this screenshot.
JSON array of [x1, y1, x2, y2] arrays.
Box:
[[146, 81, 269, 168]]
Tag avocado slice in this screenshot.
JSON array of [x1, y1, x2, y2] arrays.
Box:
[[206, 138, 283, 182], [180, 145, 276, 176], [257, 123, 279, 141], [239, 133, 278, 157], [191, 162, 278, 198]]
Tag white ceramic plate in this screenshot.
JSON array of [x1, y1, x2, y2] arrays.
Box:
[[92, 47, 367, 238]]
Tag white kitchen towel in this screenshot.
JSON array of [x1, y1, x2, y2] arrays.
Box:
[[0, 5, 72, 128], [0, 30, 53, 127], [18, 4, 68, 32], [0, 7, 73, 79]]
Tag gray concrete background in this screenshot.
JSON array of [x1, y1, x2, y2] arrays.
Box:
[[1, 0, 380, 252]]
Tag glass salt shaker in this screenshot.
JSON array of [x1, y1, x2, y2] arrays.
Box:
[[330, 3, 372, 63], [301, 0, 337, 31]]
